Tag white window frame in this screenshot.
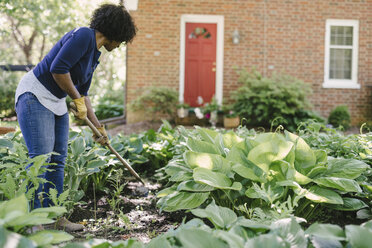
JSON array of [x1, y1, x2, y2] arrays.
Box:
[[323, 19, 360, 89]]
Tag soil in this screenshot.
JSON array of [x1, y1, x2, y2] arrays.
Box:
[[68, 180, 185, 243]]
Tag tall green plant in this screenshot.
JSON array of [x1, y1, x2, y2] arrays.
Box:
[[0, 71, 22, 118], [328, 105, 351, 130], [130, 86, 178, 120], [0, 131, 50, 203], [231, 69, 322, 131], [0, 194, 73, 246], [157, 127, 370, 222]]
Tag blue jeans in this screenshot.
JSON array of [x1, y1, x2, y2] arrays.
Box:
[[16, 92, 69, 209]]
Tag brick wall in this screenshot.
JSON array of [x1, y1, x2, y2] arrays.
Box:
[[126, 0, 372, 125]]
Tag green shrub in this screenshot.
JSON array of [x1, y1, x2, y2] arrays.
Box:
[[94, 91, 124, 120], [0, 71, 22, 118], [328, 105, 351, 130], [130, 86, 178, 120], [231, 69, 319, 131]]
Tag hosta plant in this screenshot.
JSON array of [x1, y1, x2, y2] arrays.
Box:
[[55, 202, 372, 248], [157, 127, 370, 221], [0, 194, 73, 247]]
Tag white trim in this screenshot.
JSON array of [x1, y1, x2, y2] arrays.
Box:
[[323, 19, 360, 89], [124, 0, 138, 11], [179, 14, 224, 105]]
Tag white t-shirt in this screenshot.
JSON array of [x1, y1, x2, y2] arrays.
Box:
[[15, 70, 68, 116]]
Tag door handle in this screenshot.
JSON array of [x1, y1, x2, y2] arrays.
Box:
[[212, 68, 216, 72]]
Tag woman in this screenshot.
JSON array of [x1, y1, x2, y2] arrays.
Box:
[[15, 3, 136, 231]]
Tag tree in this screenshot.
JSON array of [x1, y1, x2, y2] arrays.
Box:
[[0, 0, 89, 64]]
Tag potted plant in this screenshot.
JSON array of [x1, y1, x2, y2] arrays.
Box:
[[202, 97, 220, 127], [223, 105, 240, 128], [176, 102, 190, 118]]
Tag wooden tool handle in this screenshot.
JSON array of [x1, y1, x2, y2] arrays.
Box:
[[70, 102, 145, 185]]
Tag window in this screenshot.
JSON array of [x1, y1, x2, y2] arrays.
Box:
[[323, 20, 359, 89]]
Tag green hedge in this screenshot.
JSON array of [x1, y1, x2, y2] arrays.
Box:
[[0, 71, 22, 118], [232, 69, 324, 131]]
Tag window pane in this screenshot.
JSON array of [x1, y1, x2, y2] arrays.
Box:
[[329, 48, 352, 79], [330, 26, 353, 46]]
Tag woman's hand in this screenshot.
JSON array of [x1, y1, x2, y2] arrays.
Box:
[[72, 96, 87, 119], [93, 125, 109, 145]]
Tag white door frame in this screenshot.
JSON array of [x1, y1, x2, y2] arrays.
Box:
[[179, 14, 224, 105]]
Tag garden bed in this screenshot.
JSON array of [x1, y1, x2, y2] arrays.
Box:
[[68, 180, 184, 243]]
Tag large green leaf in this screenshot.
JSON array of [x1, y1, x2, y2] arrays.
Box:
[[165, 162, 193, 182], [176, 228, 229, 248], [345, 224, 372, 248], [165, 162, 192, 174], [306, 166, 327, 179], [0, 226, 36, 248], [191, 201, 237, 229], [226, 142, 248, 164], [161, 191, 209, 212], [29, 230, 74, 245], [294, 185, 343, 204], [285, 131, 316, 174], [229, 144, 266, 182], [314, 177, 362, 193], [248, 135, 293, 172], [169, 171, 193, 182], [156, 186, 177, 198], [31, 206, 67, 219], [184, 151, 231, 174], [328, 197, 368, 211], [70, 137, 85, 158], [270, 160, 295, 182], [244, 234, 287, 248], [305, 223, 345, 240], [324, 158, 369, 179], [86, 159, 106, 170], [193, 168, 242, 190], [0, 194, 28, 219], [294, 171, 313, 185], [9, 213, 54, 227], [213, 230, 245, 248], [314, 150, 328, 164], [232, 163, 265, 182], [235, 218, 271, 231], [177, 180, 215, 192], [147, 235, 172, 248], [309, 236, 343, 248], [196, 127, 219, 143], [187, 138, 221, 155], [222, 131, 243, 149], [0, 138, 13, 149], [250, 132, 279, 147], [270, 218, 308, 248]]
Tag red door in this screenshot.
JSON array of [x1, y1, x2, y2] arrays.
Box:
[[184, 23, 217, 107]]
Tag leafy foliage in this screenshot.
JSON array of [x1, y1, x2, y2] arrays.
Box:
[[0, 71, 22, 118], [157, 127, 370, 223], [231, 69, 324, 131], [328, 105, 351, 130], [0, 194, 73, 246], [130, 86, 178, 120]]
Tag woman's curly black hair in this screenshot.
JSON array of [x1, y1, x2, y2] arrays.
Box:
[[90, 4, 137, 43]]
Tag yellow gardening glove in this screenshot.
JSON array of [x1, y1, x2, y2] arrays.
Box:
[[93, 125, 109, 145], [72, 97, 87, 120]]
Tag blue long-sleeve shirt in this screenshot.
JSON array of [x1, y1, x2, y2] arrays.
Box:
[[33, 27, 101, 98]]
